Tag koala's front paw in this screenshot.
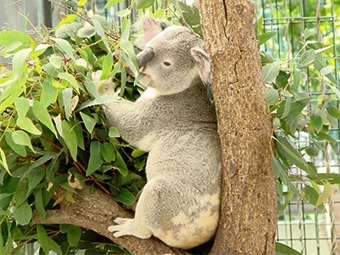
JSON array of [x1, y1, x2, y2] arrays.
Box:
[[108, 217, 133, 237]]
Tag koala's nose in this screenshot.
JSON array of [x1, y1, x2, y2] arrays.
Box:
[[137, 47, 155, 70]]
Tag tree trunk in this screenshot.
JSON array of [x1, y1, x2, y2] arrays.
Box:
[[197, 0, 277, 254]]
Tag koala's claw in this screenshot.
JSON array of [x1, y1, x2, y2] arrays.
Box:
[[108, 217, 132, 237], [114, 217, 128, 225]]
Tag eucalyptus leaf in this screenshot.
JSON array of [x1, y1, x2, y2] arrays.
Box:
[[86, 141, 103, 176], [115, 188, 135, 205], [262, 61, 280, 84], [13, 201, 32, 225], [297, 50, 315, 68]]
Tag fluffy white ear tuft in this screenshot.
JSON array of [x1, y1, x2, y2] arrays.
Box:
[[141, 17, 170, 43], [191, 47, 212, 85]]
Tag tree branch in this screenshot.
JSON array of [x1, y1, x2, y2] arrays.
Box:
[[32, 186, 189, 255]]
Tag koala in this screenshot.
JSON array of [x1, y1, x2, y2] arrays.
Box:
[[104, 17, 221, 250]]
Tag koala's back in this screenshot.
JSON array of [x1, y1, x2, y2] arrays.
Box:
[[131, 81, 221, 249]]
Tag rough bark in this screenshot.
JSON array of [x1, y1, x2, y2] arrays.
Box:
[[197, 0, 277, 254], [32, 186, 189, 255]]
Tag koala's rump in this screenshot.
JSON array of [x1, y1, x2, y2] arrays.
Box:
[[136, 176, 220, 249], [138, 131, 221, 249]]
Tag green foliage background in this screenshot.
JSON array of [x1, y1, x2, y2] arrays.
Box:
[[0, 0, 339, 254]]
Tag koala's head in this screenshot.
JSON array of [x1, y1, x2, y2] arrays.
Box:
[[136, 17, 212, 95]]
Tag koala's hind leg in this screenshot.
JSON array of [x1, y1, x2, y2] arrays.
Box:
[[108, 177, 172, 240]]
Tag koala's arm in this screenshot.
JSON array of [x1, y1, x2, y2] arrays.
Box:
[[103, 100, 152, 149]]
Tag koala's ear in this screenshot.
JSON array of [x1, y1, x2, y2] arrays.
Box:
[[191, 47, 212, 85], [141, 16, 170, 42]]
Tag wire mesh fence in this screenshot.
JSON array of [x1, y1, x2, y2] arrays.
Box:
[[259, 0, 340, 254], [1, 0, 340, 254]]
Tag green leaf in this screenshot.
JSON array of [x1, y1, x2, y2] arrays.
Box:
[[15, 177, 29, 206], [327, 106, 340, 119], [67, 225, 82, 246], [12, 48, 32, 77], [264, 88, 279, 106], [59, 72, 79, 92], [13, 201, 32, 225], [308, 173, 340, 185], [317, 132, 337, 143], [5, 132, 27, 157], [305, 147, 319, 157], [34, 189, 46, 218], [109, 127, 120, 138], [86, 141, 103, 176], [52, 38, 74, 59], [17, 117, 42, 135], [115, 188, 135, 205], [275, 242, 301, 255], [258, 32, 276, 45], [40, 79, 58, 108], [316, 181, 331, 207], [77, 26, 96, 38], [62, 87, 73, 119], [0, 30, 34, 52], [320, 65, 335, 76], [11, 130, 34, 152], [37, 225, 62, 254], [137, 0, 155, 9], [49, 55, 63, 68], [14, 97, 29, 118], [92, 19, 110, 52], [33, 100, 58, 136], [0, 148, 10, 175], [101, 142, 116, 162], [78, 0, 87, 6], [115, 9, 131, 17], [271, 155, 301, 197], [116, 151, 128, 177], [297, 50, 315, 68], [62, 120, 78, 160], [282, 97, 311, 121], [310, 112, 323, 133], [303, 185, 320, 208], [262, 61, 280, 84], [315, 54, 338, 84], [80, 112, 97, 134], [28, 167, 45, 193], [275, 135, 316, 175], [101, 53, 114, 80], [104, 0, 125, 8], [131, 149, 146, 158]]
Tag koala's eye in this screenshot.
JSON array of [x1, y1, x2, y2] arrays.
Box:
[[163, 61, 171, 67]]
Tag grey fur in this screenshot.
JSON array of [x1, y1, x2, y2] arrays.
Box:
[[104, 17, 221, 250]]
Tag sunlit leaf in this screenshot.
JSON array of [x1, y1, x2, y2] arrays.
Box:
[[262, 61, 280, 84], [137, 0, 155, 9], [316, 181, 332, 207], [52, 38, 74, 59], [116, 9, 131, 17], [104, 0, 125, 8], [77, 26, 96, 38], [297, 50, 315, 68], [12, 130, 35, 152]]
